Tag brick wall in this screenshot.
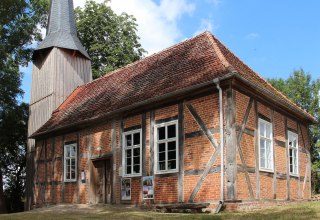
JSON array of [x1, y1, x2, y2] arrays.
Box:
[[234, 90, 311, 201], [33, 88, 311, 208]]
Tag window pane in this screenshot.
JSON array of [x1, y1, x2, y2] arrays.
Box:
[[158, 127, 165, 140], [126, 134, 132, 147], [260, 140, 265, 168], [168, 151, 176, 160], [260, 139, 265, 150], [66, 147, 70, 157], [126, 149, 132, 157], [159, 143, 165, 152], [159, 162, 165, 170], [133, 132, 140, 145], [127, 158, 132, 166], [168, 160, 176, 170], [72, 146, 76, 157], [159, 152, 165, 161], [259, 122, 265, 137], [127, 165, 132, 174], [288, 141, 291, 148], [133, 165, 140, 174], [66, 159, 70, 167], [289, 148, 293, 158], [66, 170, 70, 179], [71, 168, 75, 179], [168, 124, 176, 138], [293, 140, 297, 149], [266, 124, 271, 139], [133, 148, 140, 157], [133, 156, 140, 165], [168, 141, 176, 151], [71, 159, 75, 167]]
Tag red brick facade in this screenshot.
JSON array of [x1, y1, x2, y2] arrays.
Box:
[[33, 88, 312, 208]]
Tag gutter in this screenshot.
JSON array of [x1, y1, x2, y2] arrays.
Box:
[[213, 78, 224, 213]]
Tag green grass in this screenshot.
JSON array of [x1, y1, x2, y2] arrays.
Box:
[[1, 202, 320, 220]]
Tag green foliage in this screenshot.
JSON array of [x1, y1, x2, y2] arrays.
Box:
[[1, 103, 28, 213], [0, 0, 49, 213], [0, 0, 49, 67], [268, 69, 320, 193], [75, 0, 146, 79]]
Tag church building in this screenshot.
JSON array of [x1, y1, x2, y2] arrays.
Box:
[[25, 0, 316, 211]]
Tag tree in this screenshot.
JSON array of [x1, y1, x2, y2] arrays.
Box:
[[0, 0, 49, 213], [268, 69, 320, 193], [75, 0, 146, 79]]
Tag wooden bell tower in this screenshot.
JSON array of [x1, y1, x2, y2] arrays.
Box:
[[25, 0, 92, 210]]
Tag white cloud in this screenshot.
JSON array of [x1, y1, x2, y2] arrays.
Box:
[[246, 32, 260, 40], [194, 18, 217, 36], [109, 0, 195, 54], [74, 0, 195, 55]]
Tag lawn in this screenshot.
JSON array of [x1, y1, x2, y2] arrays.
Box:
[[1, 201, 320, 220]]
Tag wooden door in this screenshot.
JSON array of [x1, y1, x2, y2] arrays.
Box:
[[91, 159, 112, 204]]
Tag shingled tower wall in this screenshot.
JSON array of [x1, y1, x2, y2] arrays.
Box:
[[25, 0, 92, 210]]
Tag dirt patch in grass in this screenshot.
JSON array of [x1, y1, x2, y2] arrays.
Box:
[[1, 202, 320, 220]]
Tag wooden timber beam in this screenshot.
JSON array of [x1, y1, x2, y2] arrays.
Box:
[[254, 100, 260, 199], [226, 89, 237, 200], [186, 102, 220, 202], [111, 121, 117, 204], [236, 97, 254, 199], [285, 117, 290, 200], [150, 111, 155, 176], [299, 123, 309, 199], [178, 103, 185, 202], [271, 110, 277, 199]]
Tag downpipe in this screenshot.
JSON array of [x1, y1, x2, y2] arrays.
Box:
[[213, 79, 224, 213]]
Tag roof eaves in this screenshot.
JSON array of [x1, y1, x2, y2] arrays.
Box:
[[234, 73, 317, 123]]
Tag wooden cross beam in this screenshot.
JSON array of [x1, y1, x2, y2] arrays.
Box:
[[236, 98, 254, 199], [298, 123, 309, 198], [186, 103, 220, 202]]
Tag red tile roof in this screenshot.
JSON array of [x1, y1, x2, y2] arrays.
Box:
[[31, 32, 316, 137]]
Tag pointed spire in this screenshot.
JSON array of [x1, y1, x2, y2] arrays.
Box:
[[33, 0, 90, 59]]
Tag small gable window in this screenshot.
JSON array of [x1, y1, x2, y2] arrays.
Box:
[[259, 119, 274, 171], [288, 131, 299, 176], [122, 129, 142, 177], [64, 142, 77, 182], [155, 120, 178, 174]]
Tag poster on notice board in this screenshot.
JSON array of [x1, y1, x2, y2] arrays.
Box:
[[142, 176, 154, 199]]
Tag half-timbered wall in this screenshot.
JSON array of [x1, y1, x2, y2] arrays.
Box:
[[234, 90, 311, 201], [33, 87, 311, 208]]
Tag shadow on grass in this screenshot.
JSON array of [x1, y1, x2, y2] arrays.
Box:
[[0, 202, 319, 220]]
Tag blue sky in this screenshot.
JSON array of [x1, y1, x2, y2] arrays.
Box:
[[20, 0, 320, 103]]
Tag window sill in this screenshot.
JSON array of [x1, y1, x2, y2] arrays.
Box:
[[122, 173, 142, 178], [259, 168, 274, 173], [290, 173, 299, 178], [155, 169, 178, 175], [64, 179, 77, 183]]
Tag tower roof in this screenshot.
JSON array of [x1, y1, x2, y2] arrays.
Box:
[[33, 0, 90, 59]]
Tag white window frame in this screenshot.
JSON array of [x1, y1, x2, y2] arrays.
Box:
[[258, 118, 274, 172], [154, 120, 179, 174], [122, 129, 142, 177], [64, 142, 77, 182], [288, 131, 299, 176]]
